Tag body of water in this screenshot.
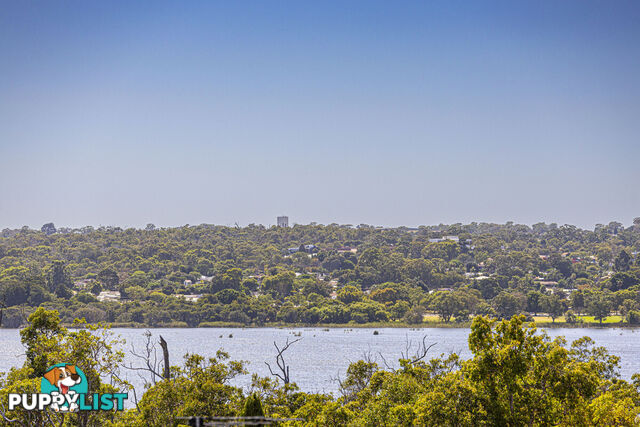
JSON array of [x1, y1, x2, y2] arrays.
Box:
[[1, 327, 639, 398]]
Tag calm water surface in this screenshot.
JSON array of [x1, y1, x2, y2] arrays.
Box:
[[1, 327, 639, 397]]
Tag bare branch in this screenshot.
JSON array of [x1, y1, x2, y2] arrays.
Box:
[[377, 352, 395, 371], [265, 337, 301, 385], [0, 401, 25, 426], [360, 349, 376, 365], [123, 330, 164, 387], [43, 408, 59, 427], [409, 336, 437, 365], [383, 335, 438, 370]]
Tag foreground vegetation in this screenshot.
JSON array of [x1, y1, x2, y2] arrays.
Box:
[[1, 308, 639, 426], [1, 220, 640, 329]]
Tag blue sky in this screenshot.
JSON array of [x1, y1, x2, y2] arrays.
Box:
[[1, 1, 639, 229]]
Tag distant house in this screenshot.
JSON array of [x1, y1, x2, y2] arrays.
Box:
[[558, 289, 576, 298], [287, 244, 317, 255], [337, 247, 357, 253], [248, 274, 264, 283], [184, 280, 193, 287], [537, 281, 559, 287], [183, 294, 202, 303], [97, 290, 121, 302], [73, 279, 94, 290], [171, 294, 202, 302], [429, 287, 454, 294], [466, 272, 489, 280], [429, 236, 460, 243]]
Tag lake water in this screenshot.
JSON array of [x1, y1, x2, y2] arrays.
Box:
[[1, 327, 639, 399]]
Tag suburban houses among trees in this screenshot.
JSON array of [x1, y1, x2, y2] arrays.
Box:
[[0, 220, 639, 328]]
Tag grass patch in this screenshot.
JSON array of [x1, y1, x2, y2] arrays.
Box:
[[577, 315, 623, 324], [533, 316, 557, 323], [532, 315, 625, 326]]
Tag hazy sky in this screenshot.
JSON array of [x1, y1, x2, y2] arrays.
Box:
[[1, 1, 639, 230]]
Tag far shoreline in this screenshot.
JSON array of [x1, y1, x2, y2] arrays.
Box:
[[2, 320, 639, 330]]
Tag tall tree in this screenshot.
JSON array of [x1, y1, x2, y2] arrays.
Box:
[[541, 294, 565, 323], [40, 222, 56, 235], [431, 291, 462, 323], [614, 250, 631, 272], [98, 267, 120, 290], [587, 294, 611, 324], [45, 260, 72, 298]]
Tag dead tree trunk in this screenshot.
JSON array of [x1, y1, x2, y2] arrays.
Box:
[[159, 335, 170, 380], [265, 337, 301, 385], [0, 301, 6, 328]]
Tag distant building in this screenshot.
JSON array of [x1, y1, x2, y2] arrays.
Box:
[[97, 290, 121, 302], [428, 236, 460, 243], [184, 280, 193, 287], [174, 294, 202, 303], [248, 274, 265, 283], [73, 279, 94, 289], [337, 246, 358, 253], [286, 244, 317, 255], [429, 288, 454, 294], [277, 216, 289, 227]]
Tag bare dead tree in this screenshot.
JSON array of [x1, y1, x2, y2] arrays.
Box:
[[333, 350, 378, 401], [401, 335, 437, 365], [159, 335, 170, 380], [378, 335, 437, 371], [0, 300, 5, 327], [377, 352, 394, 371], [265, 337, 301, 385], [124, 330, 165, 387]]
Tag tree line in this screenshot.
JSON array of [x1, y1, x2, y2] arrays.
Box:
[[1, 220, 639, 327], [1, 308, 639, 426]]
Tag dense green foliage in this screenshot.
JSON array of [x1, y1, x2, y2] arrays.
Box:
[[0, 308, 127, 426], [1, 220, 639, 327], [2, 310, 639, 426]]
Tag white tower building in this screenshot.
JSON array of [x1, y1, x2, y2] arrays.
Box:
[[277, 216, 289, 227]]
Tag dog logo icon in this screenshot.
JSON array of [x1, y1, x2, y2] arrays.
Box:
[[8, 363, 126, 412], [41, 364, 88, 412]]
